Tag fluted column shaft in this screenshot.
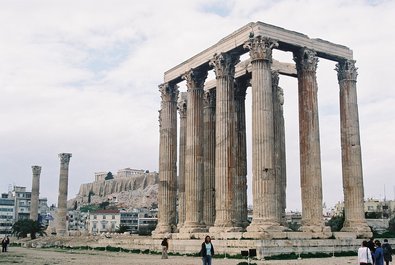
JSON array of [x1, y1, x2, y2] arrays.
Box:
[[57, 153, 72, 236], [294, 48, 325, 230], [181, 68, 207, 231], [209, 52, 240, 231], [244, 36, 281, 230], [336, 60, 371, 236], [177, 92, 187, 228], [30, 166, 42, 221], [203, 89, 216, 227], [234, 78, 248, 228], [156, 83, 178, 234], [272, 71, 287, 224]]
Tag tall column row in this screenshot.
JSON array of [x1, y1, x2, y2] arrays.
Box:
[[157, 35, 370, 239]]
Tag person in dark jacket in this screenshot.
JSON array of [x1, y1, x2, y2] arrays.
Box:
[[200, 235, 214, 265], [367, 237, 376, 263], [375, 240, 384, 265], [383, 239, 392, 265], [161, 238, 168, 259]]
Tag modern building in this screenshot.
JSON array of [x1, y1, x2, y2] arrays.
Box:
[[0, 195, 14, 236], [68, 210, 89, 231], [1, 187, 49, 236]]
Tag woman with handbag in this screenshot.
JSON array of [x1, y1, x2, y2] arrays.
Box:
[[358, 240, 374, 265]]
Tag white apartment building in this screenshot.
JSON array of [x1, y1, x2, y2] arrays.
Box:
[[87, 209, 120, 234]]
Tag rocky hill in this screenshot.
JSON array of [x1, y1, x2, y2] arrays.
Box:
[[69, 172, 159, 210]]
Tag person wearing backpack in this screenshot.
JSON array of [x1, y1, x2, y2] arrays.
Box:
[[383, 239, 393, 265]]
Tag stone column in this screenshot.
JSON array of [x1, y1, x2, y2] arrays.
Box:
[[336, 60, 372, 237], [180, 68, 208, 233], [177, 92, 187, 228], [244, 36, 286, 237], [154, 83, 178, 235], [272, 71, 287, 225], [30, 165, 41, 221], [293, 48, 330, 236], [234, 77, 249, 228], [203, 89, 216, 227], [56, 153, 72, 236], [209, 52, 242, 233]]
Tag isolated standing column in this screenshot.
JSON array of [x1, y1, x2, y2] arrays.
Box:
[[30, 165, 42, 221], [57, 153, 72, 236]]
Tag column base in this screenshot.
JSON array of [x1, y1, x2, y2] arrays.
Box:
[[341, 220, 372, 238], [179, 222, 208, 234], [152, 224, 176, 238], [209, 225, 244, 233], [243, 220, 289, 239], [299, 224, 332, 238]]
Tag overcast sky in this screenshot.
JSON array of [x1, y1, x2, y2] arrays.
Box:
[[1, 0, 394, 212]]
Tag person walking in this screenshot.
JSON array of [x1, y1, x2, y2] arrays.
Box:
[[4, 236, 9, 252], [200, 235, 214, 265], [358, 240, 373, 265], [1, 237, 6, 253], [383, 239, 393, 265], [375, 240, 385, 265], [161, 238, 168, 259]]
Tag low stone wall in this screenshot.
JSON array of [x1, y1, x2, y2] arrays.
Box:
[[16, 233, 392, 259]]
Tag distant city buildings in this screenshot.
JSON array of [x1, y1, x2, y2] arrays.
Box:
[[85, 208, 157, 234], [0, 186, 50, 236]]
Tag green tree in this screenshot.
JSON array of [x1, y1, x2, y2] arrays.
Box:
[[116, 225, 129, 234], [12, 219, 46, 239], [105, 172, 114, 180], [327, 214, 345, 232], [99, 201, 110, 210]]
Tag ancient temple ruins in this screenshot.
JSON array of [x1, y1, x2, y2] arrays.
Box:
[[155, 21, 371, 239]]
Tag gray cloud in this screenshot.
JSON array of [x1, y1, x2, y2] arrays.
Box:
[[0, 0, 394, 212]]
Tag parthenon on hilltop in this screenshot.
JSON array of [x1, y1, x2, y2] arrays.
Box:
[[155, 21, 372, 239]]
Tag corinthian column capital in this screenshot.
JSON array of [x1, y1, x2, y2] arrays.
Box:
[[243, 36, 278, 62], [177, 92, 188, 117], [59, 153, 72, 165], [32, 165, 42, 175], [210, 52, 240, 78], [182, 68, 208, 91], [293, 48, 318, 73], [159, 83, 179, 102], [203, 89, 216, 108], [335, 59, 358, 82]]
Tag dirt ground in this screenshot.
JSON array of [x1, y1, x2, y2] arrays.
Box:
[[0, 247, 357, 265]]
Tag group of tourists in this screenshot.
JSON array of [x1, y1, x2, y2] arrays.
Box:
[[358, 238, 392, 265], [161, 235, 214, 265], [1, 236, 10, 252]]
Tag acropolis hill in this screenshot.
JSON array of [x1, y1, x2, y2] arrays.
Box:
[[68, 169, 159, 210]]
